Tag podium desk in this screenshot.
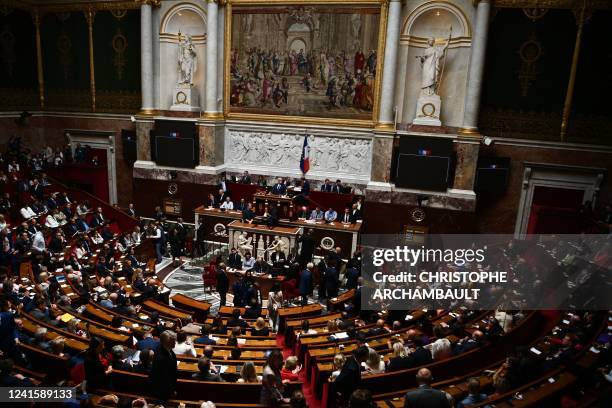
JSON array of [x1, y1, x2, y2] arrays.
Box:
[[195, 206, 361, 259]]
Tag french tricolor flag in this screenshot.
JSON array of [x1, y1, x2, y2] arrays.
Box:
[[300, 135, 310, 174]]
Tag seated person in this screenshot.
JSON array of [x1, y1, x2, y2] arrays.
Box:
[[309, 207, 324, 221], [192, 357, 223, 382], [194, 324, 217, 345], [324, 207, 337, 223], [457, 377, 489, 408], [281, 356, 301, 382], [228, 247, 242, 269], [242, 203, 255, 223], [206, 193, 217, 208], [220, 196, 234, 210], [173, 331, 197, 357], [242, 252, 255, 270], [251, 317, 270, 337], [227, 308, 248, 329]]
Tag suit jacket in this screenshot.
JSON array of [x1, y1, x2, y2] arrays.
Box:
[[127, 208, 136, 217], [407, 347, 433, 366], [242, 208, 255, 222], [403, 385, 451, 408], [299, 269, 313, 295], [148, 345, 178, 400], [271, 183, 287, 195], [228, 252, 242, 269], [325, 267, 340, 296], [216, 269, 229, 293], [302, 181, 311, 196], [240, 175, 252, 184], [321, 183, 332, 192], [334, 356, 361, 400]]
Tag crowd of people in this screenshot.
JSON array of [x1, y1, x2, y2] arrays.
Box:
[[0, 138, 610, 408], [229, 47, 376, 110]]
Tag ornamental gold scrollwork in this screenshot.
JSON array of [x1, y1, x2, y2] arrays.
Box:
[[112, 28, 128, 80], [517, 32, 542, 97]]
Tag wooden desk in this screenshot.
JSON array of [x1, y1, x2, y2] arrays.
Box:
[[195, 206, 361, 258], [253, 192, 294, 219], [171, 293, 211, 321], [225, 268, 284, 298]]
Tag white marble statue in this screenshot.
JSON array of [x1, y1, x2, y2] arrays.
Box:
[[237, 232, 253, 256], [416, 30, 451, 96], [177, 33, 197, 85]]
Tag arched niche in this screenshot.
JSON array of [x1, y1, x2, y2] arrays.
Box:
[[396, 1, 473, 127], [402, 2, 471, 48], [158, 2, 207, 110], [160, 3, 207, 44]]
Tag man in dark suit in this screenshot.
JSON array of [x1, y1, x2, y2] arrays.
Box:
[[30, 179, 43, 201], [299, 263, 313, 305], [242, 203, 255, 223], [271, 178, 287, 195], [335, 346, 369, 405], [320, 178, 333, 192], [126, 203, 136, 217], [216, 264, 229, 307], [403, 368, 452, 408], [300, 177, 310, 196], [298, 229, 315, 266], [325, 262, 340, 300], [148, 331, 178, 401], [332, 179, 343, 193], [234, 198, 247, 212], [62, 203, 74, 219], [350, 203, 362, 221], [227, 248, 242, 269], [239, 171, 252, 184], [91, 207, 105, 227], [407, 335, 433, 367], [217, 189, 228, 205]]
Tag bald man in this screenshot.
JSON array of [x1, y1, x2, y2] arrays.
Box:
[[403, 368, 452, 408]]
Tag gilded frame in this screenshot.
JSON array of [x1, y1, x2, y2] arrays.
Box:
[[223, 0, 389, 128]]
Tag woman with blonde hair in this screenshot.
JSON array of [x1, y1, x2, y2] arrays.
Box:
[[386, 342, 411, 372], [252, 317, 269, 336], [237, 361, 260, 383], [364, 348, 385, 373]]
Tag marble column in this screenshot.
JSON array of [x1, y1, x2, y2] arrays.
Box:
[[453, 142, 480, 191], [204, 0, 221, 118], [460, 0, 491, 135], [135, 117, 155, 167], [217, 5, 225, 110], [140, 2, 154, 113], [377, 0, 402, 131], [370, 134, 395, 183]]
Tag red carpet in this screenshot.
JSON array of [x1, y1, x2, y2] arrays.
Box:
[[277, 332, 322, 408]]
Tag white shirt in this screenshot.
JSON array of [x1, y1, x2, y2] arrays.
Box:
[[20, 207, 36, 219], [173, 342, 197, 357], [32, 232, 45, 252], [242, 257, 255, 270], [220, 200, 234, 210], [45, 215, 59, 228], [132, 231, 142, 244]]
